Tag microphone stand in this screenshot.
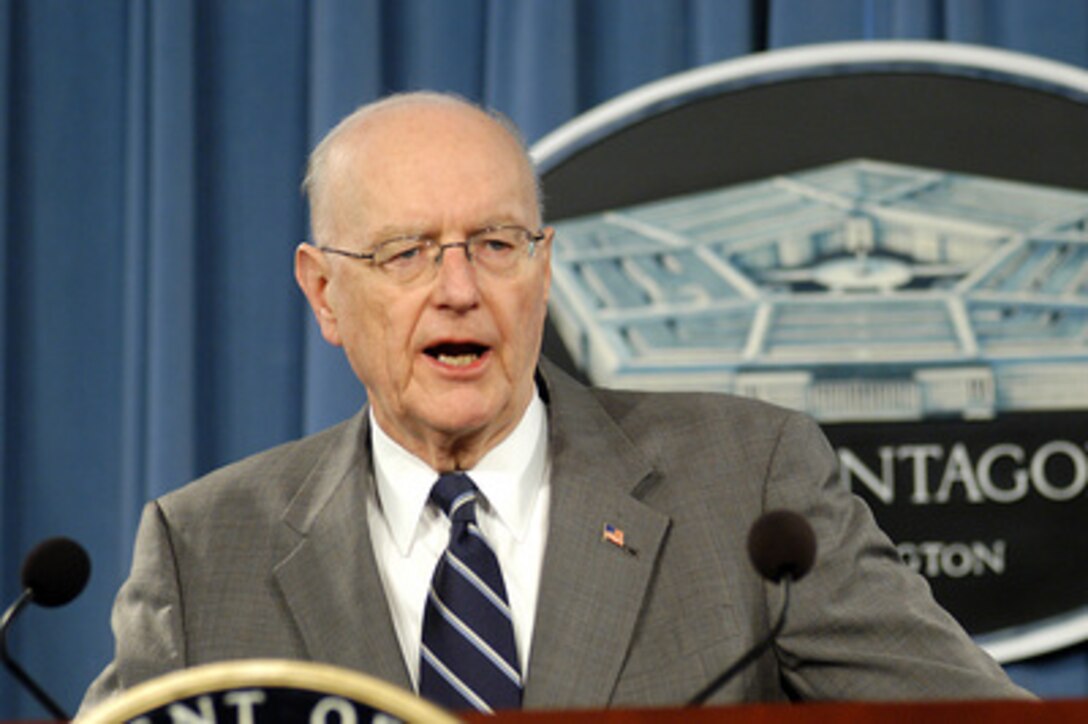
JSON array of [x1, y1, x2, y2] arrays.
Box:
[[0, 589, 70, 720], [686, 576, 793, 707]]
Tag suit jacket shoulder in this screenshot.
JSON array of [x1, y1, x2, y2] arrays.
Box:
[[158, 414, 359, 526], [529, 359, 1029, 706], [81, 410, 414, 713]]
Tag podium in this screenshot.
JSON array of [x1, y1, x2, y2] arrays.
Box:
[[467, 699, 1087, 723], [72, 659, 1086, 723]]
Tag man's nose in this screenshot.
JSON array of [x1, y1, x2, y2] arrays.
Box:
[[432, 242, 480, 307]]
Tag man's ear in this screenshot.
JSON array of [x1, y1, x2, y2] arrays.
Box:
[[295, 243, 343, 347]]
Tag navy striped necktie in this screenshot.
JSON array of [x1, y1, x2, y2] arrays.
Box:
[[419, 472, 523, 712]]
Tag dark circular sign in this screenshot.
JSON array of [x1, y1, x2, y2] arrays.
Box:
[[534, 42, 1088, 662]]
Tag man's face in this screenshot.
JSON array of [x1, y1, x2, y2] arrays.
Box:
[[298, 102, 551, 465]]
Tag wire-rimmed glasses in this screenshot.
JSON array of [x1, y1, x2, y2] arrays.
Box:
[[317, 225, 546, 284]]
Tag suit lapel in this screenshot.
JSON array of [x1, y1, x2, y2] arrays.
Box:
[[272, 411, 413, 691], [524, 363, 670, 708]]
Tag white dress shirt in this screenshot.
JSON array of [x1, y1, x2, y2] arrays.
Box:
[[366, 394, 551, 688]]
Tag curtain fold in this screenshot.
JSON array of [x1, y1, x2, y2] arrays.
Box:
[[143, 0, 200, 501], [2, 0, 1086, 715]]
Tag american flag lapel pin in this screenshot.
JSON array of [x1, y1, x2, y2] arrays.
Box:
[[603, 523, 636, 556]]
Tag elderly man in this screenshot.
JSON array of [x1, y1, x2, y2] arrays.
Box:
[[82, 92, 1029, 714]]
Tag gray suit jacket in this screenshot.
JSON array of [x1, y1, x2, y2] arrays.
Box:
[[82, 360, 1028, 711]]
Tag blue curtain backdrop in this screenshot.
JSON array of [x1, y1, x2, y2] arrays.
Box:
[[2, 0, 1086, 716]]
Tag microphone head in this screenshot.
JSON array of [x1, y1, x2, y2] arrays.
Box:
[[20, 537, 92, 608], [747, 510, 817, 583]]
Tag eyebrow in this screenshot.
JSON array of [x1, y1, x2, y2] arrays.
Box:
[[370, 219, 529, 243], [367, 225, 430, 243]]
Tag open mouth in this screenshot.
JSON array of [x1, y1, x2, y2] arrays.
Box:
[[424, 342, 489, 368]]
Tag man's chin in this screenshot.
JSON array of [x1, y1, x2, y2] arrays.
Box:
[[414, 393, 520, 444], [421, 408, 498, 440]]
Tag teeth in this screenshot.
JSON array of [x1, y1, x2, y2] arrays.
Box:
[[437, 353, 479, 367]]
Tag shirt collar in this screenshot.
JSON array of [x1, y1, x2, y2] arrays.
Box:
[[370, 392, 549, 556]]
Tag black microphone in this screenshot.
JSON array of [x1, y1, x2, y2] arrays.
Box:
[[686, 510, 816, 706], [1, 537, 91, 720]]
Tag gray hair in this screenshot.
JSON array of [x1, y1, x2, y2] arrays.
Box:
[[302, 91, 543, 242]]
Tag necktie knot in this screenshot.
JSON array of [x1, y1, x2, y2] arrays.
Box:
[[431, 472, 478, 525]]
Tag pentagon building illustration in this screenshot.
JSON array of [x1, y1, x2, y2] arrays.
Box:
[[548, 159, 1088, 421]]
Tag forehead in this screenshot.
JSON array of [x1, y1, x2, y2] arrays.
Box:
[[322, 103, 538, 237]]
